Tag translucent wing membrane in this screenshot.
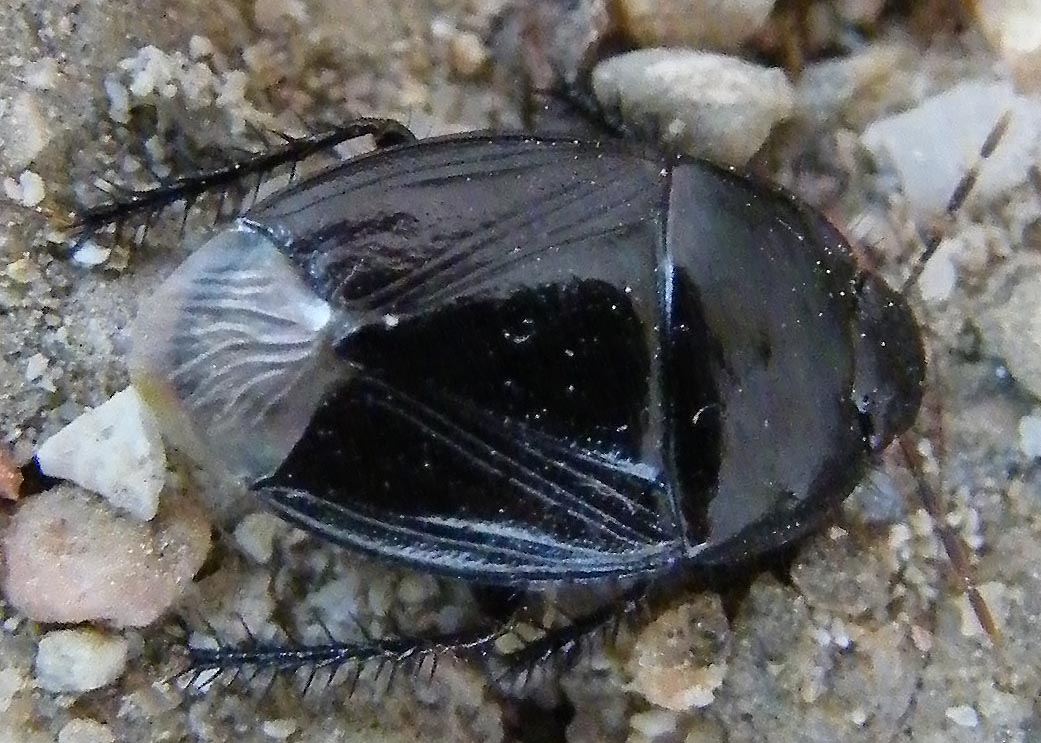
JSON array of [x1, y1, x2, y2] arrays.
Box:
[[129, 224, 347, 482]]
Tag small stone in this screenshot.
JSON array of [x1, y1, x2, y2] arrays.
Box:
[[22, 58, 58, 90], [448, 31, 490, 79], [398, 572, 439, 605], [861, 80, 1041, 219], [976, 0, 1041, 90], [3, 178, 18, 201], [4, 256, 39, 283], [630, 709, 681, 739], [104, 76, 130, 123], [910, 624, 933, 653], [615, 0, 775, 51], [261, 719, 298, 739], [592, 49, 793, 166], [845, 469, 904, 525], [445, 29, 489, 79], [36, 387, 167, 520], [0, 666, 26, 712], [2, 92, 50, 168], [4, 169, 45, 207], [71, 242, 111, 268], [35, 629, 128, 693], [57, 718, 116, 743], [234, 512, 282, 563], [627, 596, 730, 710], [1019, 411, 1041, 458], [188, 35, 214, 60], [978, 686, 1033, 729], [945, 704, 980, 728], [683, 718, 726, 743], [983, 273, 1041, 398], [1, 485, 211, 627], [916, 240, 958, 303], [796, 45, 902, 128], [24, 353, 48, 382]]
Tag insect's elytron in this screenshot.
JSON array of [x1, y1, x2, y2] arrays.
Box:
[[114, 115, 930, 679]]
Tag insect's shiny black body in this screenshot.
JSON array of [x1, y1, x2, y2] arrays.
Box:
[[138, 133, 923, 586]]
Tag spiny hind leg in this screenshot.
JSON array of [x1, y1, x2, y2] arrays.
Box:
[[74, 117, 417, 246], [182, 583, 649, 697], [182, 614, 511, 697], [491, 583, 649, 692]]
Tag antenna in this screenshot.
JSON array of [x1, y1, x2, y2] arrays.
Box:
[[897, 438, 1001, 643], [901, 110, 1012, 293]]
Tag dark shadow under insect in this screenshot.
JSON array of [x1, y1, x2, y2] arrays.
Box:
[[59, 18, 1006, 704]]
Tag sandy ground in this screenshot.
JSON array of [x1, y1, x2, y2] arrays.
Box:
[[1, 2, 1040, 742]]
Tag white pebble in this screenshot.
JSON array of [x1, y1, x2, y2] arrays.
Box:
[[36, 387, 167, 520], [22, 57, 58, 90], [976, 0, 1041, 90], [984, 273, 1041, 398], [630, 709, 681, 738], [58, 718, 116, 743], [2, 92, 50, 168], [4, 169, 45, 207], [910, 624, 933, 653], [24, 352, 48, 382], [188, 35, 214, 59], [35, 629, 128, 693], [592, 49, 793, 166], [72, 242, 111, 267], [234, 512, 282, 563], [862, 80, 1041, 219], [0, 666, 25, 713], [916, 241, 958, 303], [261, 719, 298, 739], [945, 704, 980, 728], [1019, 412, 1041, 458], [448, 31, 489, 79], [104, 76, 130, 123]]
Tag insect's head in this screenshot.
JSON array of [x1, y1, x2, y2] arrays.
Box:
[[850, 272, 926, 454]]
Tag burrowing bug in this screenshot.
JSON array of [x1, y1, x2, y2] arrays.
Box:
[[58, 31, 1007, 695]]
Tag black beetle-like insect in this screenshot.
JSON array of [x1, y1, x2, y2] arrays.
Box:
[[124, 122, 921, 673], [73, 72, 1004, 687]]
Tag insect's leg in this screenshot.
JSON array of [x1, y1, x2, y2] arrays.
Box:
[[182, 613, 512, 696], [74, 117, 417, 245], [493, 583, 648, 691]]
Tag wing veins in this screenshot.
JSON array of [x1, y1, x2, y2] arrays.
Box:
[[259, 142, 554, 223], [359, 375, 666, 545], [344, 178, 585, 312], [265, 487, 646, 567]]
